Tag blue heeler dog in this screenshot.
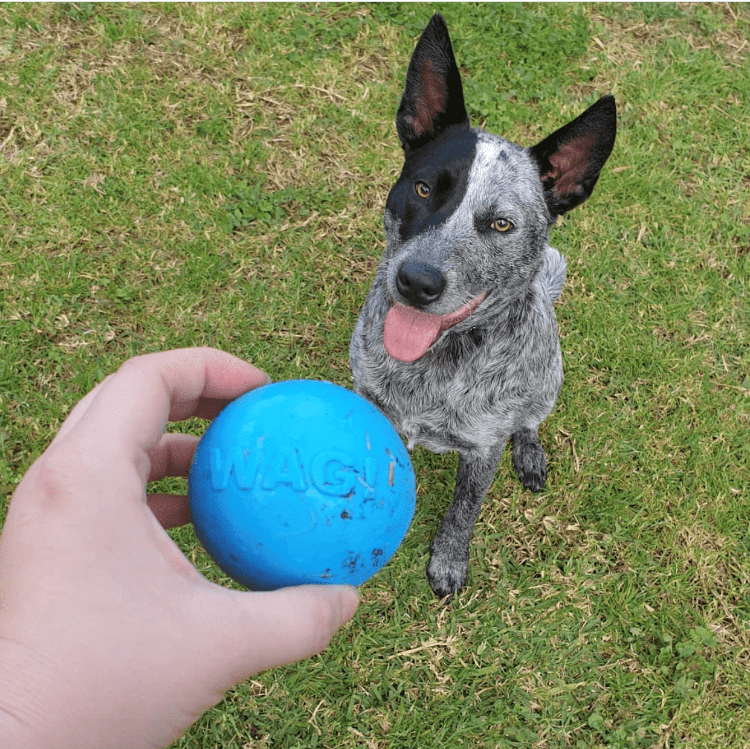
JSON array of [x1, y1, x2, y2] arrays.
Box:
[[350, 14, 616, 598]]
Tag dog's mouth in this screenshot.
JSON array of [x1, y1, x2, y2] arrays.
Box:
[[383, 292, 488, 363]]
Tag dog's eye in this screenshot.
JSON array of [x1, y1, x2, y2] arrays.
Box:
[[492, 218, 513, 233], [415, 181, 431, 199]]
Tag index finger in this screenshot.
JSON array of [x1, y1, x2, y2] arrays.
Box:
[[55, 348, 270, 459]]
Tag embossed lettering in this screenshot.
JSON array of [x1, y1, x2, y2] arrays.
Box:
[[310, 451, 355, 496], [209, 447, 261, 491], [207, 444, 388, 498], [261, 447, 307, 492], [363, 457, 378, 499]]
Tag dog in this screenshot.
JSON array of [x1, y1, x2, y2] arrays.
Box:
[[349, 13, 616, 598]]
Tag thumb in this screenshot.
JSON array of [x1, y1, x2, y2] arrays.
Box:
[[210, 584, 359, 683]]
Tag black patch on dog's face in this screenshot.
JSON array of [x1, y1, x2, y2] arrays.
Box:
[[385, 127, 478, 243]]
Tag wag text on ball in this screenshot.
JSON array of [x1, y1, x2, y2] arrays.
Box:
[[208, 444, 393, 499]]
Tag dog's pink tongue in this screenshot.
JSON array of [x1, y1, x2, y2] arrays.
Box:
[[383, 305, 443, 363], [383, 292, 487, 363]]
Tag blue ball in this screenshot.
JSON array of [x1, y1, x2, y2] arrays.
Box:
[[188, 380, 416, 591]]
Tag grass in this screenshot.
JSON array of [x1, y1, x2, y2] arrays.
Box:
[[1, 3, 748, 748]]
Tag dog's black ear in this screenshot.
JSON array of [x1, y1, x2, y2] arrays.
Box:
[[396, 13, 470, 152], [529, 95, 617, 217]]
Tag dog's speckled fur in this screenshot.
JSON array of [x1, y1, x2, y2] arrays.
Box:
[[350, 14, 616, 598]]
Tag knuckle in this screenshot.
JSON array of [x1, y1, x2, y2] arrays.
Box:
[[21, 442, 81, 510]]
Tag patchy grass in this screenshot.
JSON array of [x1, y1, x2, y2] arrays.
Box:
[[1, 4, 748, 748]]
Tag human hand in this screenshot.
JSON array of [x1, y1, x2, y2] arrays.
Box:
[[0, 348, 359, 749]]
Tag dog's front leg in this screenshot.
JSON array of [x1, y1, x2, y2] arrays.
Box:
[[426, 444, 504, 598]]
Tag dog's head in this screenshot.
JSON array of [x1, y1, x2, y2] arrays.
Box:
[[381, 14, 617, 363]]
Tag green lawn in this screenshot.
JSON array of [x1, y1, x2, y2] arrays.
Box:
[[1, 4, 748, 748]]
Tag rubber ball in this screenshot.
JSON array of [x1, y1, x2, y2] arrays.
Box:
[[188, 380, 416, 591]]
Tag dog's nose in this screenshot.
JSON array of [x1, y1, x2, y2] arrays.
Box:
[[396, 260, 446, 308]]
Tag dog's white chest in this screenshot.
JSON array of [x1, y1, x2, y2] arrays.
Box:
[[388, 386, 506, 459]]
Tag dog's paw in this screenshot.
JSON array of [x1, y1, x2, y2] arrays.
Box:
[[426, 553, 469, 600], [511, 430, 547, 492]]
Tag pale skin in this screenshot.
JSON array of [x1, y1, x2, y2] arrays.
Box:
[[0, 348, 359, 749]]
